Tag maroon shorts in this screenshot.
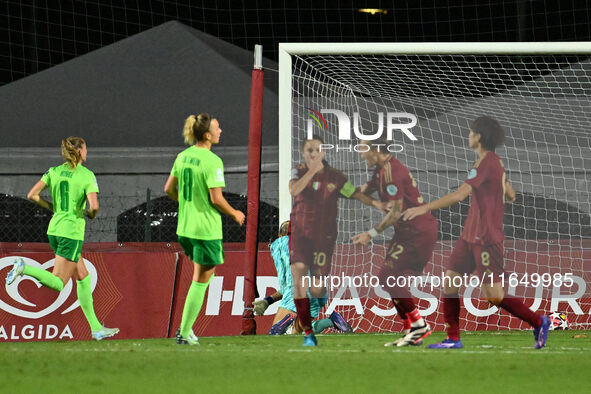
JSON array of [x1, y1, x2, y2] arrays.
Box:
[[378, 222, 437, 297], [447, 239, 505, 280], [382, 221, 438, 276], [289, 231, 335, 276]]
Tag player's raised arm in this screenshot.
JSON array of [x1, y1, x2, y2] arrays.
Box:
[[351, 176, 390, 213], [289, 151, 325, 196], [402, 182, 473, 221], [352, 198, 403, 245], [351, 189, 389, 213]]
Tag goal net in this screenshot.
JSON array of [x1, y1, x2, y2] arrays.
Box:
[[279, 43, 591, 332]]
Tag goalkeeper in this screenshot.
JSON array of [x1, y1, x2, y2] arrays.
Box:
[[253, 221, 353, 335]]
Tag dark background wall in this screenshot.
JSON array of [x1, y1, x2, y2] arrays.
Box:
[[3, 1, 591, 86]]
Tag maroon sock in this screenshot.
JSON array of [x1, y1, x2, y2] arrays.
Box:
[[443, 296, 460, 341], [500, 298, 542, 328], [393, 301, 407, 322], [391, 285, 415, 317], [403, 317, 412, 331], [394, 298, 417, 317], [294, 298, 312, 332]]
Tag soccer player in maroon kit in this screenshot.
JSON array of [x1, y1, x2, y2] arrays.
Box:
[[352, 138, 438, 347], [290, 135, 381, 346], [403, 116, 550, 349]]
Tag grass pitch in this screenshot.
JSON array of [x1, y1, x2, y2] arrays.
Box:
[[1, 330, 589, 394]]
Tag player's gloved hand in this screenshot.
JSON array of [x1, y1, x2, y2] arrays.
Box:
[[253, 299, 269, 316]]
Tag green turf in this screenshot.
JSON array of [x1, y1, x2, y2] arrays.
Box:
[[1, 331, 589, 394]]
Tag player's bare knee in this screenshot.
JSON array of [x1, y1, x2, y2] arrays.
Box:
[[195, 264, 215, 283], [443, 270, 461, 295], [309, 285, 326, 298], [290, 261, 307, 276], [444, 287, 459, 296], [481, 282, 504, 305], [58, 274, 69, 287]]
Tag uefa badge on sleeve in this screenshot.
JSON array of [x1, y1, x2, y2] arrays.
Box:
[[215, 168, 224, 182]]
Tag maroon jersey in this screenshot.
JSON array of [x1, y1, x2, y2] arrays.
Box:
[[290, 163, 356, 238], [366, 156, 436, 237], [462, 151, 506, 245]]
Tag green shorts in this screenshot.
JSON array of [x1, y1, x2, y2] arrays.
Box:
[[178, 236, 224, 265], [48, 235, 83, 263]]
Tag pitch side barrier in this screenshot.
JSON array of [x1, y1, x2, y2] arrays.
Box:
[[0, 241, 589, 341]]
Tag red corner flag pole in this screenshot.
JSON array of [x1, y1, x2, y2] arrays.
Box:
[[241, 45, 264, 335]]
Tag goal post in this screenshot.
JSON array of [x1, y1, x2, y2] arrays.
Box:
[[278, 42, 591, 332], [243, 45, 264, 335]]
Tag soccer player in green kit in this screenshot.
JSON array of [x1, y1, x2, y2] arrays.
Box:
[[6, 137, 119, 340], [165, 113, 245, 345]]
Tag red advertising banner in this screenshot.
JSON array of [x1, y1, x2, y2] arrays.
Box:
[[0, 243, 179, 342], [316, 240, 591, 332], [1, 240, 589, 342], [168, 244, 277, 338], [0, 243, 279, 342]]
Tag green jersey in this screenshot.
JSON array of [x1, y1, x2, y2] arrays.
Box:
[[41, 163, 99, 241], [171, 146, 226, 240]]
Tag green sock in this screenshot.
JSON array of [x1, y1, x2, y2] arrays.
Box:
[[312, 318, 334, 334], [180, 276, 212, 338], [23, 265, 64, 291], [77, 275, 102, 331]]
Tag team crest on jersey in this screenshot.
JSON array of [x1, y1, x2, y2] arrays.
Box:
[[312, 181, 320, 191], [327, 183, 336, 192], [386, 184, 398, 196], [467, 169, 477, 179]]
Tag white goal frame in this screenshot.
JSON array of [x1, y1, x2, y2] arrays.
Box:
[[278, 41, 591, 222]]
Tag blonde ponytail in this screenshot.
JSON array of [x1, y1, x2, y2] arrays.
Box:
[[183, 115, 197, 145], [61, 137, 86, 168], [182, 113, 213, 145]]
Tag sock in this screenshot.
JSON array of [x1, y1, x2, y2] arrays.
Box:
[[393, 297, 416, 317], [77, 275, 102, 331], [500, 297, 542, 328], [407, 308, 425, 327], [294, 298, 312, 334], [403, 317, 412, 331], [180, 278, 211, 338], [312, 318, 334, 334], [443, 296, 460, 341], [23, 265, 64, 291], [394, 303, 410, 330]]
